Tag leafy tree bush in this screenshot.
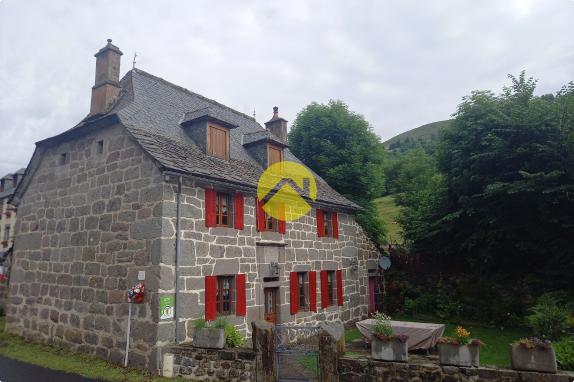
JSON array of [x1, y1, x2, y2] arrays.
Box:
[[526, 294, 570, 340], [289, 100, 387, 245], [555, 337, 574, 370]]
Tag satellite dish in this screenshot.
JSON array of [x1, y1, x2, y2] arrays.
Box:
[[378, 256, 391, 271]]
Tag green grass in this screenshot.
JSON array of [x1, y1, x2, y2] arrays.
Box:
[[0, 317, 180, 381], [345, 317, 530, 367], [374, 195, 403, 244], [298, 353, 319, 373]]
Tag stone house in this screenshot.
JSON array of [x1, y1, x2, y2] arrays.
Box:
[[5, 40, 381, 371], [0, 168, 25, 311]]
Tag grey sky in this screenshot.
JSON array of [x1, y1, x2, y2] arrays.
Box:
[[1, 0, 573, 175]]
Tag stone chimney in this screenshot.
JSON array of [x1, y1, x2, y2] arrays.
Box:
[[90, 39, 123, 115], [264, 106, 288, 142]]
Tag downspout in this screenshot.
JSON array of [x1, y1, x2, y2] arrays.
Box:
[[174, 175, 183, 343]]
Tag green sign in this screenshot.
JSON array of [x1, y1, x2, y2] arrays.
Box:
[[160, 295, 174, 320]]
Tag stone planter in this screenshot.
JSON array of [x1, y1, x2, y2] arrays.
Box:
[[438, 343, 479, 367], [192, 328, 225, 349], [510, 344, 557, 373], [371, 338, 408, 362]]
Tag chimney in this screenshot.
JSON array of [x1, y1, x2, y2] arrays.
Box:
[[264, 106, 288, 142], [90, 39, 123, 115]]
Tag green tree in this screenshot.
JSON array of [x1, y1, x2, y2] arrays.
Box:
[[402, 73, 574, 287], [289, 100, 386, 245]]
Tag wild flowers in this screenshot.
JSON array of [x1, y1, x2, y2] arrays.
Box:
[[516, 337, 552, 350], [438, 325, 483, 346], [372, 312, 408, 343]]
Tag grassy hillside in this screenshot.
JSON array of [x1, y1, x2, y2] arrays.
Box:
[[383, 120, 452, 148], [375, 195, 402, 244]]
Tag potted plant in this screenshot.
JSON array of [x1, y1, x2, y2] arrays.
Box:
[[192, 318, 225, 349], [370, 312, 408, 362], [437, 326, 482, 367], [510, 337, 557, 373]]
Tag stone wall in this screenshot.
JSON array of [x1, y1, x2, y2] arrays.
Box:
[[339, 356, 574, 382], [5, 124, 165, 370], [156, 178, 380, 342], [163, 345, 255, 381]]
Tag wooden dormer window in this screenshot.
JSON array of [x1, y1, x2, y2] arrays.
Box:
[[208, 124, 230, 160], [268, 143, 283, 167]]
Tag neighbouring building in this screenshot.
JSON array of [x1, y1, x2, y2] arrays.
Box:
[[0, 168, 25, 311], [5, 40, 382, 371]]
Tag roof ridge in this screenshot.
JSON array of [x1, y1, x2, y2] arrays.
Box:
[[130, 68, 261, 126]]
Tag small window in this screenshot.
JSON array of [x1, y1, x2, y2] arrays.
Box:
[[326, 271, 336, 306], [3, 225, 10, 242], [297, 272, 309, 311], [268, 144, 283, 167], [216, 275, 235, 315], [215, 192, 231, 227], [323, 212, 332, 237], [96, 140, 104, 154], [59, 153, 68, 165], [264, 211, 279, 232], [208, 124, 229, 160]]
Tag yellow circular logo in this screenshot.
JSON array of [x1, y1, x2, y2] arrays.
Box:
[[257, 161, 317, 221]]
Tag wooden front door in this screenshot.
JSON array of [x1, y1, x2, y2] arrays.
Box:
[[264, 287, 278, 323]]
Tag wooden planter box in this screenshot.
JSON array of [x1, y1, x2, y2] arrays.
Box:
[[193, 328, 225, 349], [371, 338, 408, 362], [438, 343, 479, 367], [510, 344, 557, 373]]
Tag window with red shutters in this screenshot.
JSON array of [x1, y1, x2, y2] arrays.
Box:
[[233, 193, 244, 230], [216, 275, 234, 315], [316, 209, 339, 239], [256, 198, 266, 232], [337, 270, 343, 306], [290, 272, 299, 315], [316, 209, 324, 237], [215, 192, 231, 227], [205, 276, 217, 321], [205, 189, 217, 227]]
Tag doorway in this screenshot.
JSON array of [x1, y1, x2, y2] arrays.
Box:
[[264, 287, 279, 324]]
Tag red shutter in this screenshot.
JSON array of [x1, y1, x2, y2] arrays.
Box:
[[337, 270, 343, 306], [278, 203, 286, 234], [205, 189, 217, 227], [290, 272, 299, 315], [256, 198, 266, 232], [316, 209, 324, 237], [234, 193, 244, 230], [309, 271, 317, 312], [320, 270, 329, 308], [236, 274, 246, 316], [332, 211, 339, 239], [205, 276, 217, 321]]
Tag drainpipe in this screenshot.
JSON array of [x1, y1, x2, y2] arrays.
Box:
[[174, 175, 183, 343]]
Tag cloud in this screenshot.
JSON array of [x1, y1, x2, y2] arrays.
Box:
[[0, 0, 572, 175]]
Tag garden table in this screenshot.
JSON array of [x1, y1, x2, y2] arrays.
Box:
[[356, 319, 445, 350]]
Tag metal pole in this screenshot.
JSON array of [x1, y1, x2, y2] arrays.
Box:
[[124, 303, 132, 367], [174, 175, 182, 343]]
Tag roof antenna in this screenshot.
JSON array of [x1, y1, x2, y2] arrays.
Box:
[[132, 52, 138, 69]]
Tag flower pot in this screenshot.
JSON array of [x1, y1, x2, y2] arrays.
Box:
[[438, 343, 479, 367], [193, 328, 225, 349], [510, 344, 557, 373], [371, 338, 408, 362]]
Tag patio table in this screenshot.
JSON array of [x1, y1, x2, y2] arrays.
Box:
[[356, 319, 445, 350]]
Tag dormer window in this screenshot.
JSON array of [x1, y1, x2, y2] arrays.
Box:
[[208, 124, 230, 160], [268, 144, 283, 167]]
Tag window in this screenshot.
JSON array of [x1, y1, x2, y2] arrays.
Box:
[[322, 212, 332, 237], [2, 225, 10, 242], [215, 192, 231, 227], [268, 144, 283, 167], [59, 153, 68, 165], [326, 271, 336, 306], [208, 124, 229, 160], [264, 211, 279, 232], [297, 272, 309, 311], [316, 209, 339, 239], [216, 275, 235, 315], [96, 140, 104, 154]]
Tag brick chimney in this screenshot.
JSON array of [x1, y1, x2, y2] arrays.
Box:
[[264, 106, 288, 142], [90, 39, 123, 115]]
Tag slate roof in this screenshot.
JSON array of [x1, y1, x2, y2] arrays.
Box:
[[93, 69, 358, 209], [0, 168, 25, 200]]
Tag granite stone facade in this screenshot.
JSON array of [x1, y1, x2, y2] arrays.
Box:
[[5, 122, 380, 371]]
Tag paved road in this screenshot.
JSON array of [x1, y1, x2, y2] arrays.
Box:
[[0, 357, 102, 382]]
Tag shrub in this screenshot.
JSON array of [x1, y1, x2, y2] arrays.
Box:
[[224, 324, 246, 348], [554, 337, 574, 370], [526, 295, 569, 340]]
